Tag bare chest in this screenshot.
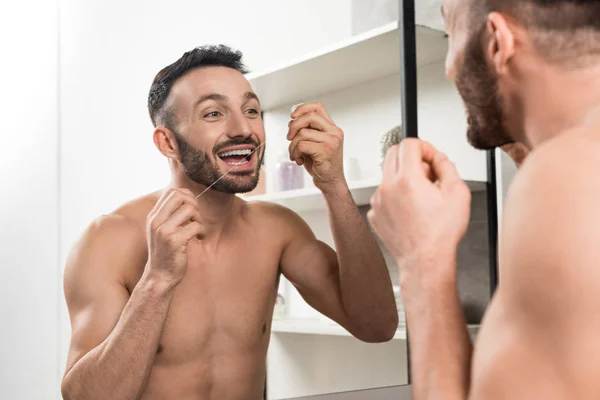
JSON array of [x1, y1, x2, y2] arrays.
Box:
[[150, 237, 283, 364]]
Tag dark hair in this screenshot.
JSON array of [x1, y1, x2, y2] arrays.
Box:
[[147, 44, 249, 129], [470, 0, 600, 63]]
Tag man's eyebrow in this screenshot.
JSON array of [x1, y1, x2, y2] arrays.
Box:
[[244, 91, 260, 105], [193, 92, 260, 111], [441, 5, 445, 17], [193, 93, 228, 110]]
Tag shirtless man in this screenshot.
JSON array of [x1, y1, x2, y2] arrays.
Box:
[[368, 0, 600, 399], [60, 45, 399, 400]]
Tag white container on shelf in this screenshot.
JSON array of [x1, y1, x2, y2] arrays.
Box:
[[393, 286, 406, 325], [344, 157, 361, 181], [273, 153, 304, 192]]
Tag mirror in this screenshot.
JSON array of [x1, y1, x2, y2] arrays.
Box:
[[7, 1, 499, 400], [257, 0, 499, 398]]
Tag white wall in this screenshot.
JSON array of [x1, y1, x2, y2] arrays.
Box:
[[0, 1, 60, 399], [495, 148, 518, 229], [57, 0, 353, 382]]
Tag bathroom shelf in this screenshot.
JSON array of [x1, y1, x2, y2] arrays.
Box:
[[271, 318, 407, 340], [271, 319, 481, 341], [246, 21, 448, 111], [240, 178, 486, 213], [240, 177, 381, 212]]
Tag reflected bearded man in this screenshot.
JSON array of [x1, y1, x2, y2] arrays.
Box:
[[60, 45, 398, 400]]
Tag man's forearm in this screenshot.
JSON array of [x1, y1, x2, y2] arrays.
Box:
[[323, 183, 398, 340], [62, 276, 175, 400], [399, 252, 472, 400]]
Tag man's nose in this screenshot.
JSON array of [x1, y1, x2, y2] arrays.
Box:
[[227, 111, 253, 138]]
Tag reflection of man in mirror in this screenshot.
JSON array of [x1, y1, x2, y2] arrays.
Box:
[[60, 45, 398, 399], [369, 0, 600, 398]]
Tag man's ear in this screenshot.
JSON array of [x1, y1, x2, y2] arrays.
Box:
[[153, 127, 179, 159], [486, 12, 516, 76]]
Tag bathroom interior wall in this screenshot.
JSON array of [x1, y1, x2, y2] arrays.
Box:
[[0, 1, 60, 399]]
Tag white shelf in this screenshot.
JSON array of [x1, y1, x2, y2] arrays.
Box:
[[272, 318, 481, 341], [271, 318, 407, 340], [241, 178, 486, 213], [246, 21, 448, 111], [241, 177, 381, 212]]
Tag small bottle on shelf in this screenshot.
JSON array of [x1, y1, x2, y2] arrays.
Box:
[[273, 152, 304, 192], [273, 293, 286, 320]]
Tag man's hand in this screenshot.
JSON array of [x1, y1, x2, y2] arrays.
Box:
[[367, 138, 471, 286], [146, 188, 205, 287], [287, 102, 345, 191]]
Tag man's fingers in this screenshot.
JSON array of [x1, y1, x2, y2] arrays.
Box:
[[382, 145, 399, 181], [290, 102, 334, 124], [289, 141, 321, 165], [422, 162, 436, 183], [431, 152, 462, 190], [151, 190, 198, 229], [161, 204, 203, 231], [383, 142, 435, 182], [287, 112, 332, 140], [397, 138, 437, 176], [149, 188, 176, 215], [288, 128, 328, 163], [292, 128, 327, 144], [176, 221, 206, 242]]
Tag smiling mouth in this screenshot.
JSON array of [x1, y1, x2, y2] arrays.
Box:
[[217, 148, 254, 166]]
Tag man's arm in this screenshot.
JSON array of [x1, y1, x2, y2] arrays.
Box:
[[468, 138, 600, 399], [366, 139, 478, 400], [279, 184, 399, 343], [397, 251, 472, 400], [399, 141, 530, 399], [61, 215, 176, 400]]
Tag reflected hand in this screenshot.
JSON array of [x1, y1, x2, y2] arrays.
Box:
[[145, 188, 205, 286], [287, 102, 345, 191], [367, 139, 471, 285]]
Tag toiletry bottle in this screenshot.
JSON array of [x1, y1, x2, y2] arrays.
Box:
[[274, 152, 304, 192], [273, 293, 286, 320]]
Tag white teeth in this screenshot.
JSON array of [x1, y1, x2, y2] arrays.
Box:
[[219, 149, 252, 157], [227, 159, 249, 165]]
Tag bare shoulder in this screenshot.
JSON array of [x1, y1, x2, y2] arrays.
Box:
[[500, 125, 600, 328], [241, 199, 315, 241], [504, 126, 600, 263], [67, 189, 160, 264], [63, 214, 145, 293], [63, 191, 160, 292], [509, 125, 600, 196], [468, 127, 600, 398]]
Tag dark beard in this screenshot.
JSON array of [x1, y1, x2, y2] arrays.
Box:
[[455, 28, 514, 150], [173, 132, 264, 194]]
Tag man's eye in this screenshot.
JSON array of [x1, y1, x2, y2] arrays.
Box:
[[205, 111, 221, 118], [247, 109, 259, 114], [444, 33, 449, 39]]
